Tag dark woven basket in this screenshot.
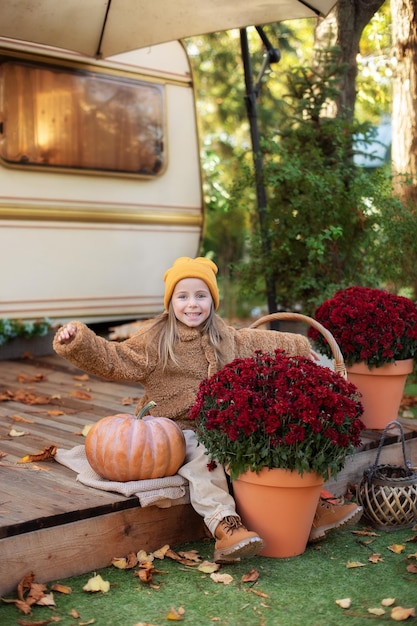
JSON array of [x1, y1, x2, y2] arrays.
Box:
[[357, 420, 417, 530]]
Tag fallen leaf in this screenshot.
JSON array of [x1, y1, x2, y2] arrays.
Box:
[[73, 374, 90, 381], [69, 609, 80, 618], [152, 544, 170, 559], [47, 410, 65, 417], [50, 583, 72, 594], [18, 446, 57, 463], [11, 390, 51, 405], [70, 390, 93, 400], [406, 562, 417, 574], [178, 550, 201, 562], [135, 568, 154, 584], [248, 588, 268, 598], [9, 428, 27, 437], [352, 529, 379, 536], [127, 554, 139, 569], [368, 607, 385, 616], [368, 553, 384, 563], [382, 598, 396, 607], [346, 560, 366, 568], [241, 569, 260, 583], [81, 424, 93, 437], [137, 550, 154, 563], [335, 598, 352, 609], [391, 606, 416, 621], [36, 592, 55, 607], [210, 573, 233, 585], [388, 544, 405, 554], [82, 574, 110, 593], [17, 373, 46, 383], [11, 414, 35, 423], [166, 607, 185, 621], [197, 561, 220, 573]]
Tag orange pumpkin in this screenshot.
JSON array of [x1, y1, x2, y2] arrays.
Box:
[[85, 401, 186, 481]]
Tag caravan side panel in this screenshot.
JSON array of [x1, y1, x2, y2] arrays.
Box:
[[0, 41, 203, 322]]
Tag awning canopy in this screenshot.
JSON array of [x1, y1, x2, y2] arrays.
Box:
[[0, 0, 337, 59]]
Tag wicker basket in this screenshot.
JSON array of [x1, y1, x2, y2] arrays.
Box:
[[356, 420, 417, 530], [249, 312, 347, 378]]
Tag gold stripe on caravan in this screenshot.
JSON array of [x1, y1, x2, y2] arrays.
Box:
[[0, 204, 203, 227]]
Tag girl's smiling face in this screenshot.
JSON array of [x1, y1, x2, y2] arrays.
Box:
[[171, 278, 213, 327]]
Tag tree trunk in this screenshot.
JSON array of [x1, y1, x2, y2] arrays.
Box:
[[315, 0, 385, 120], [391, 0, 417, 203]]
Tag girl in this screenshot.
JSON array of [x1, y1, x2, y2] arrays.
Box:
[[54, 256, 361, 562]]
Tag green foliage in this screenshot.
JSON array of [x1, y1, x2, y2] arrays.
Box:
[[238, 48, 402, 314], [0, 318, 53, 346]]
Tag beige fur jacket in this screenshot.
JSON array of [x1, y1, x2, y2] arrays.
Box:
[[53, 316, 311, 430]]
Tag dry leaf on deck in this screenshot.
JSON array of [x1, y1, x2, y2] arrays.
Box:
[[18, 446, 57, 463], [12, 390, 51, 405], [11, 414, 35, 423], [9, 428, 27, 437], [81, 424, 93, 437], [73, 374, 90, 381], [70, 390, 93, 400], [17, 373, 46, 383]]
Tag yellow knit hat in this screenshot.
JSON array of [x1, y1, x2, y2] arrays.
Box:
[[163, 256, 219, 310]]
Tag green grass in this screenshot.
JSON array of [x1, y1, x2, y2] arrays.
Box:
[[1, 522, 416, 626]]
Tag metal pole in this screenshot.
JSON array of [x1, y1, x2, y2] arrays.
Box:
[[239, 27, 279, 317]]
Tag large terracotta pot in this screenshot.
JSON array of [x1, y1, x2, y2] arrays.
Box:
[[232, 467, 323, 558], [346, 359, 414, 430]]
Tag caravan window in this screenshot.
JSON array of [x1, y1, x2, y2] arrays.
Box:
[[0, 59, 165, 175]]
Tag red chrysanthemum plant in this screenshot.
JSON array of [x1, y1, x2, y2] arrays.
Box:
[[308, 286, 417, 369], [189, 350, 364, 481]]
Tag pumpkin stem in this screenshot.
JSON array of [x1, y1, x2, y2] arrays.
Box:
[[136, 400, 157, 419]]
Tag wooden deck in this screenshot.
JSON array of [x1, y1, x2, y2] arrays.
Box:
[[0, 353, 206, 596], [0, 351, 416, 596]]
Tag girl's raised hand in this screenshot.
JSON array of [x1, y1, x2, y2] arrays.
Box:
[[57, 323, 77, 344]]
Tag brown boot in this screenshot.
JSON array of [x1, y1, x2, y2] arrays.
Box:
[[308, 497, 363, 543], [214, 516, 264, 563]]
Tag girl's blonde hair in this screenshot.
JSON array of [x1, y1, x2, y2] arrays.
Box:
[[145, 304, 228, 370]]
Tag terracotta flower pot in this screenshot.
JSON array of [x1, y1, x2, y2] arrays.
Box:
[[232, 467, 323, 558], [346, 359, 414, 430]]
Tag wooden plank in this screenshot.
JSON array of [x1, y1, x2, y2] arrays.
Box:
[[0, 504, 207, 596], [324, 438, 417, 497]]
